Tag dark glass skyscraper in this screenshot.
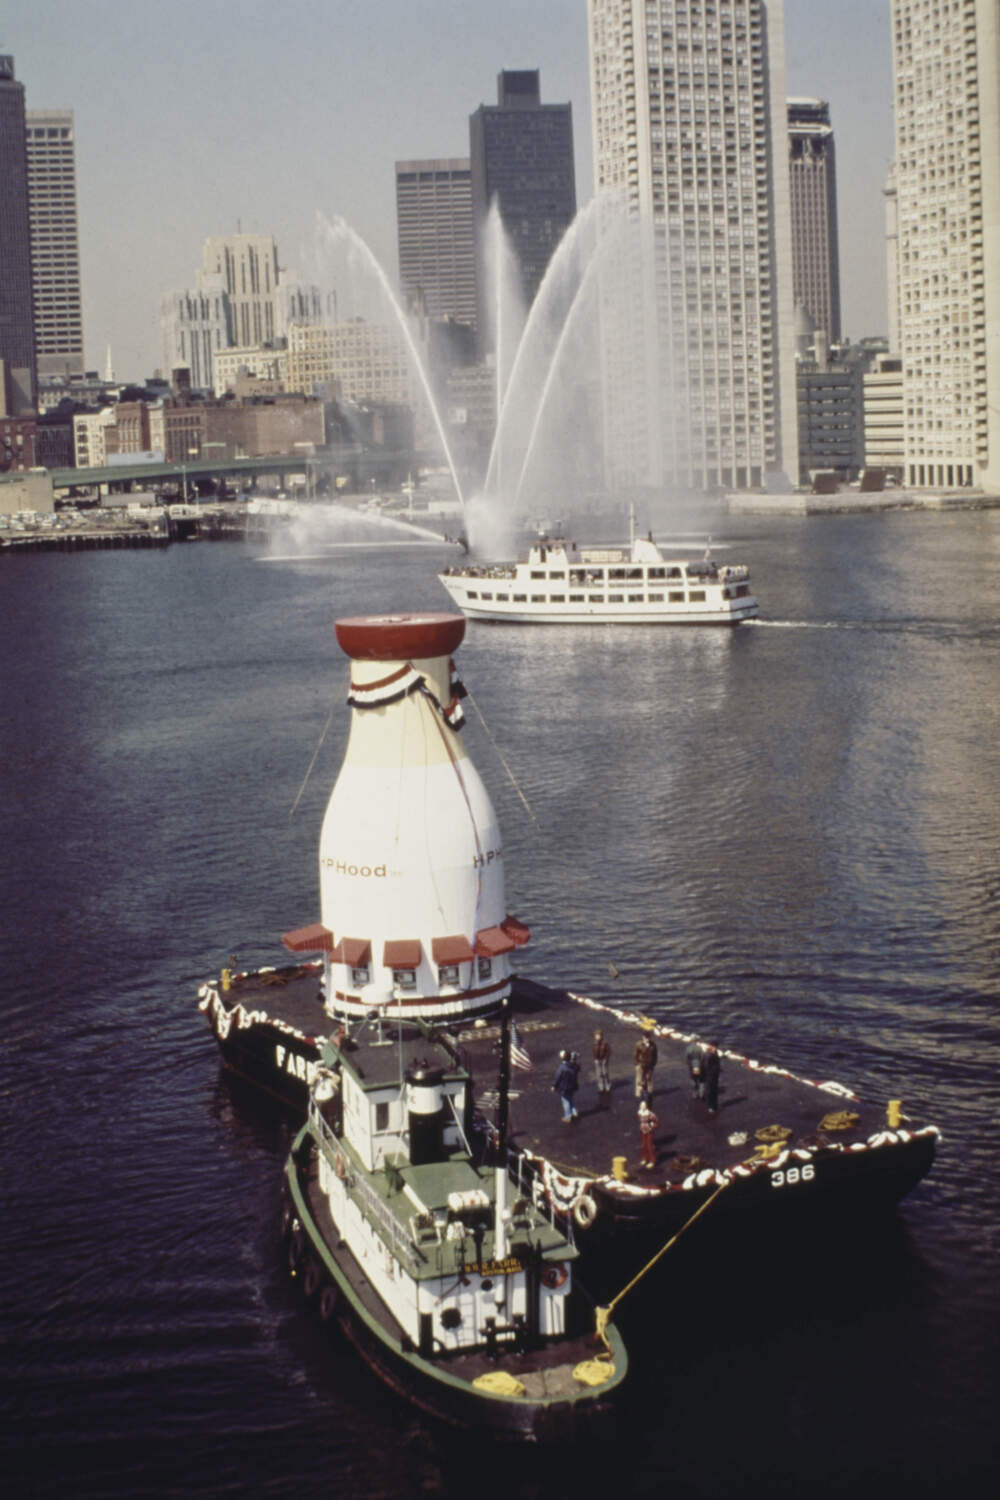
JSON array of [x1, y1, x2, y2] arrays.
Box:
[[469, 70, 575, 341], [0, 56, 37, 413]]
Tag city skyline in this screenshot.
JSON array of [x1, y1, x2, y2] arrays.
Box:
[[7, 0, 894, 379]]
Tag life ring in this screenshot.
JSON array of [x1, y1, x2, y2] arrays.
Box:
[[319, 1284, 338, 1323], [573, 1194, 598, 1230], [541, 1262, 568, 1290], [303, 1258, 322, 1298]]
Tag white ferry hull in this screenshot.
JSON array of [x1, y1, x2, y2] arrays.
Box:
[[439, 581, 757, 626]]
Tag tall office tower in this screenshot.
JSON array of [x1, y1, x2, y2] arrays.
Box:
[[884, 163, 900, 353], [25, 109, 85, 378], [396, 159, 476, 326], [890, 0, 1000, 491], [469, 71, 576, 333], [200, 234, 280, 349], [588, 0, 798, 492], [0, 56, 37, 413], [160, 274, 232, 390], [787, 97, 841, 346]]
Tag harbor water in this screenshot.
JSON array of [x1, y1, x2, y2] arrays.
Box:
[[2, 509, 998, 1498]]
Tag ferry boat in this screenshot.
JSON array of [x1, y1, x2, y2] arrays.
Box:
[[437, 513, 757, 625], [198, 611, 937, 1287], [282, 1004, 627, 1440]]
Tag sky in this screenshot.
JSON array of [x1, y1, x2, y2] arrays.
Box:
[[6, 0, 896, 379]]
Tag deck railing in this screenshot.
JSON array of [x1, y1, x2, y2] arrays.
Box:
[[308, 1100, 422, 1269]]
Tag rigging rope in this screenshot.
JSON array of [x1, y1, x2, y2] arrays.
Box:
[[594, 1182, 729, 1352], [288, 695, 339, 819], [464, 686, 538, 827]]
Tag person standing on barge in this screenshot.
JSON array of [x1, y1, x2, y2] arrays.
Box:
[[593, 1029, 612, 1106], [553, 1050, 580, 1122], [634, 1023, 658, 1103]]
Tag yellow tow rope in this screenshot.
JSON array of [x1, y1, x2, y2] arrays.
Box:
[[594, 1182, 729, 1353]]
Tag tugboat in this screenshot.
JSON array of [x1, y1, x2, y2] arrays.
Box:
[[437, 508, 757, 624], [282, 1000, 627, 1440], [199, 611, 938, 1282]]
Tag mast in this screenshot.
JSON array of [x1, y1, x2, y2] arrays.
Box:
[[494, 997, 511, 1260]]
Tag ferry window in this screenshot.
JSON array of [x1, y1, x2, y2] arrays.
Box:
[[626, 568, 642, 580], [550, 594, 565, 603], [393, 968, 417, 990], [669, 591, 685, 603], [530, 570, 546, 579], [628, 593, 644, 602], [588, 595, 605, 604], [689, 590, 706, 603], [531, 594, 546, 603], [608, 593, 624, 603], [648, 568, 666, 580], [735, 584, 749, 597], [667, 567, 682, 578], [480, 591, 493, 600], [569, 569, 586, 584], [467, 590, 479, 599], [351, 964, 370, 987], [477, 957, 492, 981], [648, 592, 664, 602], [438, 964, 459, 986], [375, 1101, 390, 1132], [609, 568, 626, 581], [569, 593, 584, 603], [548, 571, 566, 580], [587, 569, 605, 582], [513, 593, 527, 602]]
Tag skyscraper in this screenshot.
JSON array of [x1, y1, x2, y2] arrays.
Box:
[[588, 0, 798, 491], [469, 71, 576, 332], [787, 97, 841, 346], [0, 56, 37, 413], [26, 109, 85, 378], [395, 159, 476, 326], [200, 234, 280, 349], [890, 0, 1000, 491]]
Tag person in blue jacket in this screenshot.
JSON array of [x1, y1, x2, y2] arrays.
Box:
[[552, 1049, 580, 1121]]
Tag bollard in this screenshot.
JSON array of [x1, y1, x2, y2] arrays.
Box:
[[887, 1099, 902, 1128], [221, 967, 232, 992], [612, 1155, 628, 1182]]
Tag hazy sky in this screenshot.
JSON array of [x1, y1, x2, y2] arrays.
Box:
[[6, 0, 895, 378]]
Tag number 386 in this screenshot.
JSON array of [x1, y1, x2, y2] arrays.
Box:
[[770, 1163, 815, 1188]]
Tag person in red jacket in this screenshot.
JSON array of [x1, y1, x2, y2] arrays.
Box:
[[638, 1100, 658, 1170]]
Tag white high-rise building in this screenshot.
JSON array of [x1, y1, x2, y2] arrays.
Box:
[[587, 0, 798, 491], [890, 0, 1000, 492]]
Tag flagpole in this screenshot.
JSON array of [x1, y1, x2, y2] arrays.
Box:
[[494, 996, 511, 1261]]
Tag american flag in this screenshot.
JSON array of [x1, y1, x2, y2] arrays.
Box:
[[510, 1021, 533, 1072]]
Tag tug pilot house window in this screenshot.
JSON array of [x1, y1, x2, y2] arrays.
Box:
[[375, 1101, 390, 1131], [351, 964, 370, 987]]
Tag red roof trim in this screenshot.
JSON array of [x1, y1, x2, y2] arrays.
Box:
[[331, 937, 371, 966], [501, 915, 531, 947], [383, 939, 422, 968], [475, 924, 517, 957], [431, 934, 476, 964], [281, 923, 334, 953]]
